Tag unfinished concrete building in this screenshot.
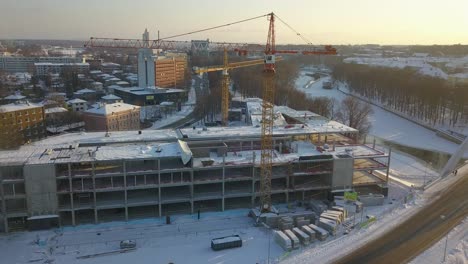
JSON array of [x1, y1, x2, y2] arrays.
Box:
[[0, 98, 390, 232]]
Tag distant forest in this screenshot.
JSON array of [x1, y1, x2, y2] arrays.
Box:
[[332, 63, 468, 128]]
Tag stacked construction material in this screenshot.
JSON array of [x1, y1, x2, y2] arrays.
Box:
[[307, 200, 328, 215], [284, 229, 300, 249], [292, 227, 310, 245], [293, 216, 311, 227], [318, 217, 338, 236], [300, 225, 316, 242], [274, 230, 292, 251], [308, 224, 329, 241], [278, 216, 294, 230]]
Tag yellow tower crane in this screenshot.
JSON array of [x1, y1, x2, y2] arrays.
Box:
[[192, 48, 282, 125]]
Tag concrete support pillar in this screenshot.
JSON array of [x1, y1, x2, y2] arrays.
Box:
[[158, 159, 162, 218], [386, 148, 392, 183], [68, 163, 75, 226], [251, 165, 256, 207], [190, 169, 194, 214], [222, 153, 225, 212], [0, 174, 8, 232], [123, 161, 128, 222], [91, 162, 98, 224]]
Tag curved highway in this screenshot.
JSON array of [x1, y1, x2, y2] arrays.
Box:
[[334, 167, 468, 264]]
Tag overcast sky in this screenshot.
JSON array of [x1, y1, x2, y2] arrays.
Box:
[[0, 0, 467, 45]]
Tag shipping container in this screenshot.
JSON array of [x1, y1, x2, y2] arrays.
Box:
[[211, 235, 242, 251]]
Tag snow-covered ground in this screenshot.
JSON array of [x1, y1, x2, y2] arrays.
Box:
[[294, 70, 468, 159], [411, 217, 468, 264], [145, 84, 196, 129], [0, 210, 284, 264], [283, 165, 465, 264], [0, 182, 411, 264], [388, 149, 438, 187]]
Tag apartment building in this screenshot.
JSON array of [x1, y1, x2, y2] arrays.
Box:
[[0, 102, 46, 149], [82, 102, 140, 132], [34, 62, 89, 76]]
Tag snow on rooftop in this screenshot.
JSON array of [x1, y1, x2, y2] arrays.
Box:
[[85, 102, 140, 115], [450, 72, 468, 79], [67, 98, 87, 104], [94, 142, 189, 162], [74, 88, 96, 94], [0, 102, 42, 112], [45, 107, 68, 114], [31, 130, 178, 147], [101, 94, 122, 100], [179, 121, 357, 140], [4, 93, 26, 100]]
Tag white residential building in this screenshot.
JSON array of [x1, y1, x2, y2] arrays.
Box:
[[67, 98, 88, 112]]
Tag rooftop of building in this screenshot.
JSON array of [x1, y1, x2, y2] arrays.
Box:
[[74, 88, 96, 94], [101, 94, 122, 100], [84, 102, 140, 115], [67, 98, 87, 104], [0, 140, 191, 166], [0, 98, 365, 166], [0, 101, 43, 112], [113, 86, 186, 96], [45, 107, 68, 114], [4, 91, 27, 100], [34, 62, 89, 66]]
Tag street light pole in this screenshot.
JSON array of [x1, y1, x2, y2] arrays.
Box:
[[440, 215, 449, 262]]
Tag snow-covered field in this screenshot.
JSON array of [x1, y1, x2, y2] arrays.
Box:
[[294, 71, 468, 159]]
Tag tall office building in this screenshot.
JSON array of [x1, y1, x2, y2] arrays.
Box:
[[137, 29, 156, 88]]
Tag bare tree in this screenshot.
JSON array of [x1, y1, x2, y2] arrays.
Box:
[[335, 96, 373, 138]]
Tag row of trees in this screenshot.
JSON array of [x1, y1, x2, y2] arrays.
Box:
[[332, 63, 468, 128]]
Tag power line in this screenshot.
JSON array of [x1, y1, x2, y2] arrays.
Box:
[[159, 13, 272, 41], [274, 14, 313, 45]]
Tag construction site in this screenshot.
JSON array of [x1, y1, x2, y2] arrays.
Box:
[[0, 96, 391, 232]]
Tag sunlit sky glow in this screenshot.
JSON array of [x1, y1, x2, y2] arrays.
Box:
[[0, 0, 467, 45]]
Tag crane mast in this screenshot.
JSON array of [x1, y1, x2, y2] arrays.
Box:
[[260, 13, 276, 212]]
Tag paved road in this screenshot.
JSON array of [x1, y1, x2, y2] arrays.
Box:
[[334, 167, 468, 264], [160, 76, 205, 129]]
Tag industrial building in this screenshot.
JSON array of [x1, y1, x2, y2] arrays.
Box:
[[113, 86, 187, 106], [0, 99, 390, 232]]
